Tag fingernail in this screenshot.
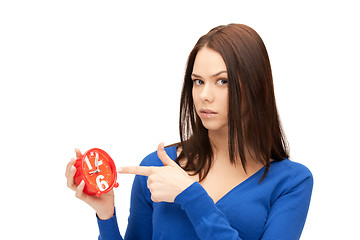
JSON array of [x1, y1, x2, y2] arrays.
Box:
[[117, 168, 123, 173], [160, 142, 164, 149]]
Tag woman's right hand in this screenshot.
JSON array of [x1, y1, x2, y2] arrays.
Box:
[[65, 148, 115, 220]]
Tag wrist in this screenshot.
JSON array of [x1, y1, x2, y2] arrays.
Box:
[[180, 179, 196, 193], [96, 207, 114, 220]]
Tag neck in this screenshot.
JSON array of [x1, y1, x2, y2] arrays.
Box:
[[208, 127, 258, 168], [208, 127, 230, 160]]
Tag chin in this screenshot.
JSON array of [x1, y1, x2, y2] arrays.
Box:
[[201, 122, 228, 133]]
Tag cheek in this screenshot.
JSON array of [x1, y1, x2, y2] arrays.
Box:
[[192, 88, 199, 108], [222, 91, 229, 113]]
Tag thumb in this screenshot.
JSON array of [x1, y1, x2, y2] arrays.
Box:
[[157, 142, 178, 167], [75, 148, 82, 159]]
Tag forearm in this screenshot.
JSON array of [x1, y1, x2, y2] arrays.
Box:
[[175, 182, 243, 240]]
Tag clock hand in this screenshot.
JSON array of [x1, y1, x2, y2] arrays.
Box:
[[89, 152, 101, 175], [89, 169, 100, 175], [95, 152, 100, 172]]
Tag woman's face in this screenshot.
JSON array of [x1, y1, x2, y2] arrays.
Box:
[[192, 47, 229, 133]]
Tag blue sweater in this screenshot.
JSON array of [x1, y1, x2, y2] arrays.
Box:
[[97, 146, 313, 240]]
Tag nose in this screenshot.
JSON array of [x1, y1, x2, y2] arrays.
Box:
[[200, 83, 214, 103]]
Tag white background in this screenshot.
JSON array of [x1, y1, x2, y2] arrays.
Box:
[[1, 0, 359, 239]]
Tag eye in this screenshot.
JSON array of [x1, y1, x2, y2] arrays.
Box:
[[217, 79, 228, 86], [192, 79, 204, 86]]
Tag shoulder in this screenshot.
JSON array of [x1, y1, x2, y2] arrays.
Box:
[[265, 159, 313, 198], [139, 145, 178, 167], [269, 159, 312, 181]]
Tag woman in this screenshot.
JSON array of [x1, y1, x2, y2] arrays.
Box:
[[66, 24, 313, 240]]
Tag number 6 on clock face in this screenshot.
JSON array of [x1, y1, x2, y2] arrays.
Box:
[[74, 148, 119, 197], [96, 175, 110, 191]]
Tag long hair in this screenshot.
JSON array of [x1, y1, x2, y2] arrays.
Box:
[[176, 24, 289, 182]]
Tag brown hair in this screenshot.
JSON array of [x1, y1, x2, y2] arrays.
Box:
[[176, 24, 289, 182]]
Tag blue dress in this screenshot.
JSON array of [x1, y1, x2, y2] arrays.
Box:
[[97, 146, 313, 240]]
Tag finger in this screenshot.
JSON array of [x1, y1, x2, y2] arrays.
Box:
[[75, 180, 86, 199], [118, 166, 154, 176], [75, 180, 95, 205], [157, 142, 177, 167], [75, 148, 82, 159], [67, 165, 77, 191], [65, 157, 76, 178]]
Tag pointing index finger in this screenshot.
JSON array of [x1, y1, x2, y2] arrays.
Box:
[[118, 166, 154, 176]]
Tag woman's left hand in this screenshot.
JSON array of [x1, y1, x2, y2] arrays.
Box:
[[118, 143, 195, 203]]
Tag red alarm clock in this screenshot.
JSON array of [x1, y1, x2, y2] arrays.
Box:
[[74, 148, 119, 197]]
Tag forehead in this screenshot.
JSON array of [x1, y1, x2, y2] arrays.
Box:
[[193, 47, 227, 76]]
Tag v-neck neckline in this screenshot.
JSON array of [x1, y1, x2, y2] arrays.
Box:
[[213, 165, 265, 205], [168, 146, 268, 205]]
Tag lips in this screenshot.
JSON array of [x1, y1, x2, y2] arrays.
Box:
[[200, 109, 217, 114], [199, 109, 217, 118]]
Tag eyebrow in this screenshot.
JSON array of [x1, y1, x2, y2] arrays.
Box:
[[191, 71, 227, 78]]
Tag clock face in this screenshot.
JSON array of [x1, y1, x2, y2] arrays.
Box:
[[82, 150, 115, 193]]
